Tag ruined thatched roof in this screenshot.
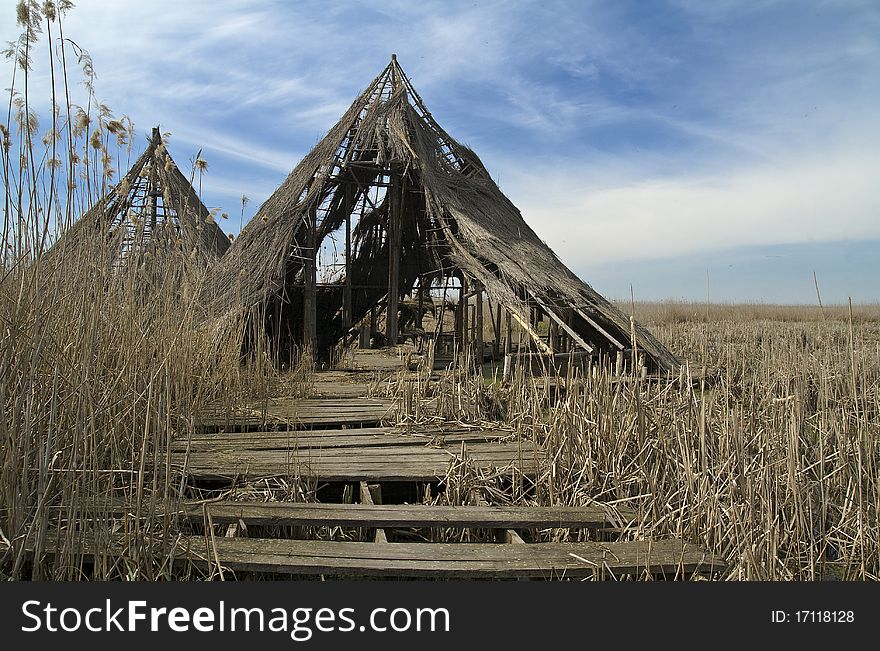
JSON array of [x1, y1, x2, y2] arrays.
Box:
[[201, 57, 680, 372], [45, 127, 230, 272]]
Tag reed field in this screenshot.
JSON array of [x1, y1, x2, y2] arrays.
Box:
[[1, 2, 878, 581], [386, 302, 879, 580]]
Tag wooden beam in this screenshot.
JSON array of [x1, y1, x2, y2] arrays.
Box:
[[571, 305, 626, 351], [548, 320, 558, 354], [416, 280, 425, 329], [503, 529, 526, 544], [460, 274, 469, 352], [303, 207, 317, 356], [386, 171, 402, 344], [165, 502, 636, 530], [474, 281, 484, 361], [506, 306, 552, 356], [50, 534, 726, 578], [343, 186, 353, 330], [491, 300, 502, 361], [359, 481, 388, 544], [530, 294, 594, 354]]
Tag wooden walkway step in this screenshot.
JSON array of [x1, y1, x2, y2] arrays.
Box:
[[178, 537, 722, 578], [197, 398, 396, 432], [105, 501, 637, 529], [172, 426, 541, 482]]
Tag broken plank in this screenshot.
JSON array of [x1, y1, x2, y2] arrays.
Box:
[[172, 537, 723, 578], [181, 503, 638, 529]]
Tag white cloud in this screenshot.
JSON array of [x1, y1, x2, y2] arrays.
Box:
[[507, 145, 880, 267], [3, 0, 878, 291]]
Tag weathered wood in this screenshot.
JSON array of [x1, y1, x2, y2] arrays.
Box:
[[571, 304, 626, 351], [386, 171, 402, 344], [359, 481, 387, 543], [173, 427, 514, 452], [506, 306, 552, 355], [122, 502, 636, 529], [172, 537, 723, 578], [197, 397, 395, 431], [303, 206, 318, 355], [416, 281, 425, 330], [343, 191, 353, 330], [492, 301, 502, 360], [458, 274, 468, 351], [530, 293, 594, 354], [474, 281, 484, 359], [176, 458, 540, 482]]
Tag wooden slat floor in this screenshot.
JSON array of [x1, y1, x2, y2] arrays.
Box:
[[197, 397, 396, 431], [146, 350, 725, 579], [172, 425, 541, 482]]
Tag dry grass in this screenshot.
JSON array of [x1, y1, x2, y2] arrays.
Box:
[[0, 3, 271, 579], [2, 3, 877, 582], [387, 308, 879, 580]]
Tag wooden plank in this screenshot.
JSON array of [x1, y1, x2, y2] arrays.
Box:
[[175, 426, 512, 446], [386, 173, 402, 344], [34, 535, 722, 578], [196, 413, 393, 431], [174, 442, 535, 460], [159, 503, 637, 529], [173, 537, 722, 578], [359, 482, 387, 544], [571, 305, 626, 351], [506, 306, 552, 356], [530, 293, 594, 354], [173, 461, 539, 483], [173, 432, 514, 453], [303, 207, 317, 354], [174, 458, 542, 481]]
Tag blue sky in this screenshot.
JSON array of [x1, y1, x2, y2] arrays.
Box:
[[4, 0, 879, 303]]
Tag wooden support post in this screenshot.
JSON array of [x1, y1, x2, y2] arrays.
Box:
[[503, 311, 513, 380], [148, 127, 159, 236], [416, 279, 425, 330], [303, 207, 317, 357], [503, 529, 526, 544], [474, 282, 484, 363], [386, 171, 402, 345], [343, 186, 353, 331], [492, 301, 502, 361], [460, 274, 469, 354], [369, 305, 377, 343], [359, 481, 387, 544], [549, 320, 559, 354]]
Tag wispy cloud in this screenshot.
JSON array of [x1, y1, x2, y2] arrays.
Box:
[[3, 0, 878, 299]]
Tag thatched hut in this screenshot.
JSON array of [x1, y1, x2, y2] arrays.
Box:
[[202, 57, 680, 373], [45, 127, 230, 275]]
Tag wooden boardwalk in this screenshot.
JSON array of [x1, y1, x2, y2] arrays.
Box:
[[197, 398, 396, 431], [150, 350, 724, 579], [173, 425, 539, 482]]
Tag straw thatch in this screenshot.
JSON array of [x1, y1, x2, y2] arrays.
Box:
[[45, 127, 230, 273], [201, 57, 680, 372]]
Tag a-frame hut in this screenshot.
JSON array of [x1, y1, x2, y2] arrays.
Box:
[[47, 127, 230, 274], [203, 57, 680, 373]]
